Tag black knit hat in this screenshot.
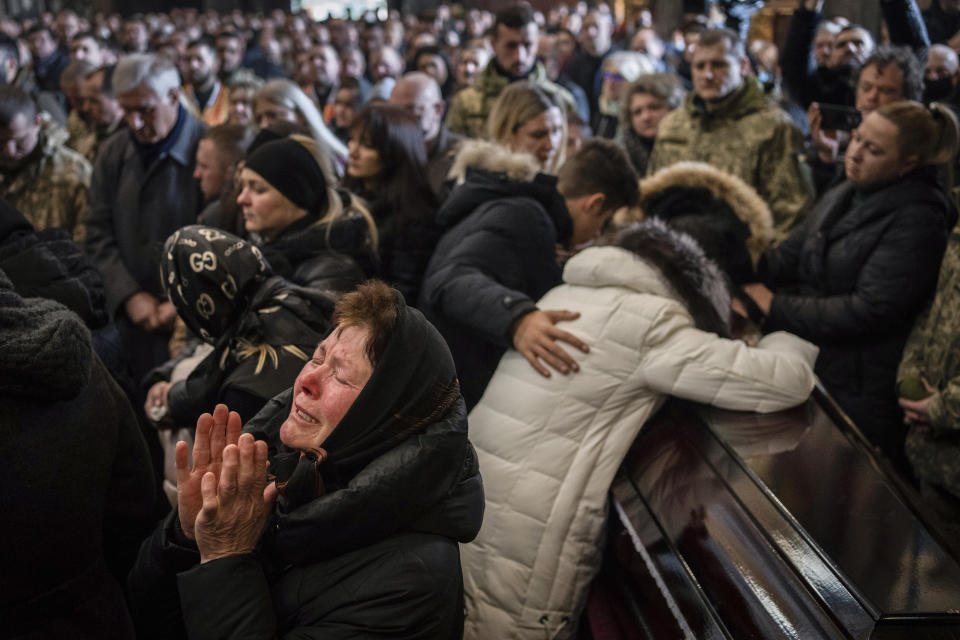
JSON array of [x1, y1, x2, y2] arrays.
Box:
[[244, 138, 329, 213]]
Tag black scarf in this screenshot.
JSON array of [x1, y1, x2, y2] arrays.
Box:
[[269, 292, 460, 512]]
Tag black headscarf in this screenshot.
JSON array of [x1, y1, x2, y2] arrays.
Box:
[[269, 289, 461, 510], [161, 226, 335, 425]]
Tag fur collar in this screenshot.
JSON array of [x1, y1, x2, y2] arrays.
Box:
[[620, 161, 775, 264], [446, 139, 542, 186], [567, 219, 732, 336]]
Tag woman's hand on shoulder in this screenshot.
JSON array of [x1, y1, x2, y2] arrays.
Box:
[[195, 433, 278, 564], [176, 404, 243, 541]]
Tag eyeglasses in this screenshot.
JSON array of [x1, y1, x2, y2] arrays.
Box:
[[602, 71, 625, 82]]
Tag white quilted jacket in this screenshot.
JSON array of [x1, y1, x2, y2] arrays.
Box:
[[461, 246, 818, 640]]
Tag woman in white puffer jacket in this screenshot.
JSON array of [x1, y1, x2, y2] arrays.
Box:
[[461, 220, 819, 640]]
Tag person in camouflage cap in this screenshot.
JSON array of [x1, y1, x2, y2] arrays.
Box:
[[648, 28, 813, 241], [0, 84, 91, 243], [899, 223, 960, 500]]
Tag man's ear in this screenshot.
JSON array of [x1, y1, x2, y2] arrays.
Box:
[[900, 154, 919, 177], [739, 56, 752, 77], [167, 86, 180, 106], [586, 192, 606, 217], [33, 112, 43, 127]]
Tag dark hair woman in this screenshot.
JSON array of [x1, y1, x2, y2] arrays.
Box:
[[343, 104, 441, 303], [128, 280, 484, 640], [744, 101, 960, 464], [236, 135, 378, 295]]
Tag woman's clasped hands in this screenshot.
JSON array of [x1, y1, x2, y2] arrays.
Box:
[[175, 404, 278, 563]]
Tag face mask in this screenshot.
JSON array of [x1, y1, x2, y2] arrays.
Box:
[[923, 76, 956, 103]]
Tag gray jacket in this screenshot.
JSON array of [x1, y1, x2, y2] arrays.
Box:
[[85, 112, 205, 315]]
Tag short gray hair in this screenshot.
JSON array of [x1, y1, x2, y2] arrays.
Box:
[[113, 53, 180, 99]]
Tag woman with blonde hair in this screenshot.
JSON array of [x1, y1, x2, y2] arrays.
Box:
[[745, 101, 960, 463], [236, 134, 378, 294], [592, 50, 658, 138], [485, 80, 567, 174], [252, 78, 348, 173]]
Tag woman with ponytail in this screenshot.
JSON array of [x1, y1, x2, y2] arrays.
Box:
[[744, 101, 960, 465]]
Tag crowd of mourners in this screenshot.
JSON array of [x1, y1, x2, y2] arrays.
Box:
[[2, 0, 960, 637]]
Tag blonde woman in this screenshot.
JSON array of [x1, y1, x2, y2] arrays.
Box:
[[485, 80, 567, 175]]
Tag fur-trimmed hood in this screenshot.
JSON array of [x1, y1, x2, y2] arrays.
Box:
[[576, 219, 733, 337], [438, 139, 570, 239], [617, 161, 775, 265], [446, 139, 542, 186]]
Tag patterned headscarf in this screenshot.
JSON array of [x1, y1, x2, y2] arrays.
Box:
[[161, 225, 270, 343]]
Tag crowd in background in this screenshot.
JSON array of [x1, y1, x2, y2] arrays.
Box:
[[3, 0, 960, 638]]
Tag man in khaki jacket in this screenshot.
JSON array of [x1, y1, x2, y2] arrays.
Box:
[[648, 28, 813, 239], [447, 4, 573, 139]]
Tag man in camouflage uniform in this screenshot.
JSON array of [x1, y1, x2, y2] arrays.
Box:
[[61, 59, 97, 162], [76, 64, 124, 163], [0, 85, 91, 243], [898, 223, 960, 502], [447, 4, 574, 139], [648, 28, 812, 239]]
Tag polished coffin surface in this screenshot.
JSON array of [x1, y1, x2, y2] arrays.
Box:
[[610, 387, 960, 639]]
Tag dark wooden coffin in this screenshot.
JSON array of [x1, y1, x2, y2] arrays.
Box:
[[604, 385, 960, 640]]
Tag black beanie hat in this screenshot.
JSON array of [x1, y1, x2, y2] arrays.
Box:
[[244, 138, 329, 213]]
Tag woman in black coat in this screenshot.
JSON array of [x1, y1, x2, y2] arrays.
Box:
[[236, 136, 378, 294], [128, 280, 484, 639], [745, 101, 959, 461]]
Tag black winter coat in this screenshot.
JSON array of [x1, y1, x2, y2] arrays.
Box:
[[127, 390, 484, 640], [0, 282, 156, 639], [259, 212, 377, 295], [761, 168, 951, 457], [419, 168, 574, 409]]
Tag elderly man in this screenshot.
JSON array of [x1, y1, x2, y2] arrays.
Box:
[[649, 28, 812, 238], [447, 4, 573, 138], [0, 85, 91, 242], [390, 72, 465, 201], [84, 53, 205, 381]]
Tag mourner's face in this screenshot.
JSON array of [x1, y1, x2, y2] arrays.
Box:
[[845, 112, 912, 187], [493, 22, 539, 77], [629, 92, 669, 139], [280, 325, 375, 451], [508, 105, 564, 171], [236, 168, 306, 238], [228, 87, 254, 126], [0, 112, 41, 169], [346, 135, 383, 180], [193, 139, 229, 200], [691, 41, 746, 102], [855, 63, 904, 115], [118, 84, 180, 144], [254, 97, 299, 130]]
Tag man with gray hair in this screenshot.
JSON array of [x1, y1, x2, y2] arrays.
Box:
[[390, 71, 465, 200], [84, 53, 205, 381]]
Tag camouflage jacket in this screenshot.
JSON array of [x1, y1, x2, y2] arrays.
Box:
[[0, 121, 92, 244], [899, 225, 960, 494], [446, 61, 575, 139], [66, 110, 97, 163], [648, 77, 813, 240]]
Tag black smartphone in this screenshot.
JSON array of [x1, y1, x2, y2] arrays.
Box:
[[819, 104, 862, 131]]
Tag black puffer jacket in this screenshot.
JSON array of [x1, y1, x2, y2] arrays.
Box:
[[259, 212, 377, 295], [0, 272, 156, 640], [419, 166, 573, 409], [760, 167, 951, 457], [128, 388, 483, 639]]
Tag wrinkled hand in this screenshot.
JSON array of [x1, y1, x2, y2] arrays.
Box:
[[808, 102, 841, 164], [176, 404, 242, 541], [125, 291, 160, 331], [144, 381, 171, 422], [195, 433, 277, 564], [743, 283, 774, 315], [899, 378, 938, 427], [512, 309, 588, 377]]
